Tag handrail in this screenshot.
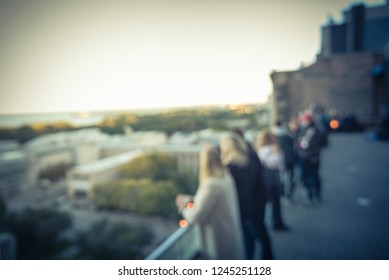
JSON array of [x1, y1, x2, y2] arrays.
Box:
[[145, 224, 202, 260]]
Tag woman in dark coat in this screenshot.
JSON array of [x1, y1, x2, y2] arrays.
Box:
[[220, 133, 273, 260]]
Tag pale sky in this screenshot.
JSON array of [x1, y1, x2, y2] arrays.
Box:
[[0, 0, 385, 114]]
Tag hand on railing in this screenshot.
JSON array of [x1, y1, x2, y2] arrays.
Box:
[[175, 194, 194, 212], [179, 219, 189, 228], [176, 194, 195, 228]]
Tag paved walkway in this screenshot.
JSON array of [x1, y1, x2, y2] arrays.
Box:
[[265, 132, 389, 260]]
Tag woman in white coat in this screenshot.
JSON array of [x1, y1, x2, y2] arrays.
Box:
[[176, 146, 245, 260]]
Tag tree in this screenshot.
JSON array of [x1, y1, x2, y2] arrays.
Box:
[[0, 194, 6, 219], [18, 125, 35, 144], [0, 208, 72, 259], [121, 153, 177, 181], [120, 152, 198, 194], [92, 179, 179, 217], [39, 162, 71, 182], [76, 219, 153, 260], [92, 152, 199, 217], [174, 172, 198, 195]]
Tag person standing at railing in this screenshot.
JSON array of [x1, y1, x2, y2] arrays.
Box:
[[175, 146, 245, 260], [272, 121, 297, 200], [257, 129, 290, 231], [220, 132, 273, 260]]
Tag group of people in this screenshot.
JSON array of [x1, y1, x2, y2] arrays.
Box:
[[175, 106, 328, 260], [276, 107, 329, 205]]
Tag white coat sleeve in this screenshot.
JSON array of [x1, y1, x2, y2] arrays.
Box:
[[182, 180, 220, 224]]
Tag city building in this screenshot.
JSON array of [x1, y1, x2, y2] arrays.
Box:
[[320, 2, 389, 57], [100, 131, 168, 157], [66, 150, 144, 198], [0, 150, 28, 198], [271, 1, 389, 125], [66, 144, 201, 198], [23, 129, 104, 187], [151, 145, 201, 175]]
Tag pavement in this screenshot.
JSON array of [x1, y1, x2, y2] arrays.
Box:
[[264, 132, 389, 260]]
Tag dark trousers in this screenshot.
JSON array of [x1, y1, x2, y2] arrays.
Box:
[[300, 158, 321, 200], [285, 162, 296, 198], [242, 204, 273, 260], [268, 183, 285, 228]]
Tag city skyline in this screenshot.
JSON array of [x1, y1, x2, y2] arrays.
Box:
[[0, 0, 385, 114]]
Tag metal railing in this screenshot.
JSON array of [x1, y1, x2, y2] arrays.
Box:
[[145, 224, 202, 260]]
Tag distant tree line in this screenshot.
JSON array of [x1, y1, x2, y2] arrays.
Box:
[[98, 105, 264, 135], [0, 122, 87, 144], [0, 105, 267, 143]]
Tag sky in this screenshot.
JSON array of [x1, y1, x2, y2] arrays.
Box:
[[0, 0, 385, 114]]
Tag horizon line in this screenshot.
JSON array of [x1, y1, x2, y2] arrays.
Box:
[[0, 101, 269, 116]]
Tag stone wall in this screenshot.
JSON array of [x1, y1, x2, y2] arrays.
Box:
[[271, 52, 378, 124]]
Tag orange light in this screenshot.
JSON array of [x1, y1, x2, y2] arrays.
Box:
[[330, 120, 340, 130], [186, 202, 194, 210], [179, 219, 188, 228]]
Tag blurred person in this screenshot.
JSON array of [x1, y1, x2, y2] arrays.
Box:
[[287, 116, 302, 200], [271, 121, 296, 199], [309, 103, 330, 137], [296, 111, 327, 204], [220, 132, 273, 260], [375, 105, 389, 140], [310, 105, 329, 148], [257, 129, 290, 231], [342, 111, 364, 132], [176, 145, 245, 260]]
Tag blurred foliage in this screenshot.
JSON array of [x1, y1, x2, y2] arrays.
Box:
[[174, 172, 198, 196], [92, 179, 179, 217], [0, 208, 72, 259], [96, 105, 265, 136], [39, 162, 72, 182], [0, 122, 76, 144], [121, 153, 177, 181], [0, 194, 6, 219], [121, 153, 198, 194], [92, 153, 198, 217], [76, 219, 153, 260]]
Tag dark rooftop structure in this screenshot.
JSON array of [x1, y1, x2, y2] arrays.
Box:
[[271, 1, 389, 125], [320, 1, 389, 58]]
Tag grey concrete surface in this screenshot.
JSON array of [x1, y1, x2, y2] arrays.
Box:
[[266, 132, 389, 260]]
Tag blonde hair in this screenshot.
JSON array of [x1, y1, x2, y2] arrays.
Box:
[[199, 146, 227, 183], [219, 133, 249, 167], [257, 129, 276, 148]]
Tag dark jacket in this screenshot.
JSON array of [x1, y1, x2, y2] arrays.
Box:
[[227, 144, 267, 224], [274, 130, 296, 167], [297, 124, 326, 160]]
